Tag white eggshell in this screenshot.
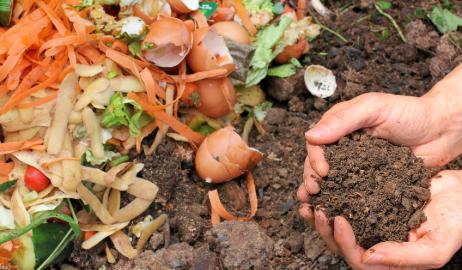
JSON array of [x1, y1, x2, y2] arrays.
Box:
[[304, 65, 337, 99]]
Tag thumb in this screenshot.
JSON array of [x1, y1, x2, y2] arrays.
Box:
[[306, 94, 385, 145], [362, 238, 449, 269]]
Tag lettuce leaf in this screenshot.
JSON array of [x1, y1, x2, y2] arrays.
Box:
[[242, 0, 273, 13], [267, 58, 302, 77], [82, 150, 120, 166], [101, 92, 149, 136], [245, 16, 293, 86]]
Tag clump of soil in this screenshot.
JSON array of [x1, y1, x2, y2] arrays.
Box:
[[311, 133, 432, 248]]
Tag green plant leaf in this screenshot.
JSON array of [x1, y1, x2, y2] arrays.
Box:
[[376, 0, 392, 10], [0, 179, 16, 192], [101, 92, 150, 136], [429, 6, 462, 33], [33, 223, 74, 268], [0, 211, 81, 244]]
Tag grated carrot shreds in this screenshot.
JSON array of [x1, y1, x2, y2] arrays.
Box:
[[154, 111, 205, 144], [0, 139, 44, 155], [77, 44, 105, 64], [36, 0, 69, 35], [6, 58, 30, 90], [208, 172, 258, 225], [133, 5, 154, 25], [140, 68, 165, 103], [229, 0, 257, 35], [68, 45, 77, 67], [0, 54, 24, 82], [111, 40, 129, 54], [64, 7, 87, 43], [296, 0, 305, 20], [0, 162, 14, 183], [127, 93, 167, 114], [106, 48, 142, 80]]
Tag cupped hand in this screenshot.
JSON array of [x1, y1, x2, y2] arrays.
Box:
[[299, 170, 462, 269], [301, 63, 462, 196]]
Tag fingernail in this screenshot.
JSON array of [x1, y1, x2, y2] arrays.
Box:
[[306, 126, 329, 139], [363, 249, 384, 264]]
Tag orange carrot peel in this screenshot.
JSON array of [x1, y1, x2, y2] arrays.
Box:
[[208, 172, 258, 225]]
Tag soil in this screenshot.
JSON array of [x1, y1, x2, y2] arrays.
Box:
[[311, 133, 432, 248], [67, 0, 462, 269]]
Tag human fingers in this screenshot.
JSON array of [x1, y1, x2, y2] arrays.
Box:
[[305, 93, 386, 145], [303, 155, 324, 194], [362, 237, 453, 269], [299, 203, 314, 225], [297, 184, 310, 203], [412, 142, 456, 167], [333, 217, 402, 270], [314, 208, 340, 254], [306, 142, 329, 178], [333, 216, 367, 268]]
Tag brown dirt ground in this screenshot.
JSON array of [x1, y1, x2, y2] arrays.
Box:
[[67, 0, 462, 269]]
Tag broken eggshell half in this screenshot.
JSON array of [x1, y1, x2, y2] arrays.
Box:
[[167, 0, 199, 14], [304, 65, 337, 98], [195, 126, 262, 184], [187, 27, 235, 73], [210, 21, 251, 45], [136, 0, 172, 18], [142, 16, 193, 68], [195, 77, 236, 118]]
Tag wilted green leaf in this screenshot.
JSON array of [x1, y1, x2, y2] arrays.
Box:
[[376, 0, 392, 10], [429, 6, 462, 33]]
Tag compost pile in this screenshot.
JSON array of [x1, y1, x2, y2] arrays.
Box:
[[311, 133, 433, 248]]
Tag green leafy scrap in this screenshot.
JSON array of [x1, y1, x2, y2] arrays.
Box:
[[246, 16, 293, 86], [267, 58, 302, 78], [102, 92, 150, 136], [376, 0, 392, 10], [429, 6, 462, 33], [0, 179, 16, 192], [0, 211, 81, 245]]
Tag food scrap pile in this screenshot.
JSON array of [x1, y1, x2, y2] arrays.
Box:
[[0, 0, 321, 268]]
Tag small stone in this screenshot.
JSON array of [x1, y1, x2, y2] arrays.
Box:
[[286, 233, 304, 254], [272, 183, 282, 190], [149, 233, 164, 250], [191, 245, 219, 270], [304, 232, 327, 261], [205, 221, 274, 270], [289, 96, 305, 112], [313, 98, 328, 111], [318, 254, 333, 264], [265, 69, 305, 102], [277, 168, 289, 178], [264, 108, 288, 125]]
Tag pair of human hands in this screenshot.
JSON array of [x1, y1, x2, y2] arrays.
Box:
[[298, 64, 462, 269]]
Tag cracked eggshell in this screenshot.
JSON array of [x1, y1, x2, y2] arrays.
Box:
[[195, 78, 236, 118], [210, 21, 251, 45], [187, 27, 235, 73], [142, 16, 192, 68], [167, 0, 199, 13], [304, 65, 337, 98], [195, 126, 262, 183]]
